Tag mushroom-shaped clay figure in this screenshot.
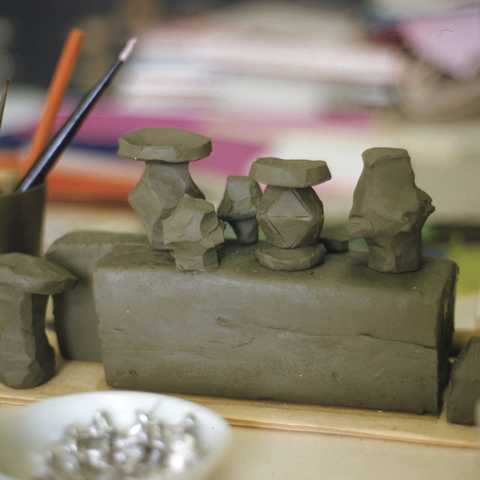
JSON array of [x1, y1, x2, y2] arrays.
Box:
[[0, 253, 76, 388], [250, 157, 331, 271], [348, 147, 434, 273], [218, 176, 262, 244], [163, 195, 224, 272], [118, 128, 211, 250]]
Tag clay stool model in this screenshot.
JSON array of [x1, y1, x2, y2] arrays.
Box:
[[446, 337, 480, 425], [0, 253, 76, 388], [163, 195, 224, 272], [250, 157, 331, 271], [118, 128, 211, 250], [348, 147, 434, 273], [218, 176, 262, 244]]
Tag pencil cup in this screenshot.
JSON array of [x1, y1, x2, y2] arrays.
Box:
[[0, 183, 46, 255]]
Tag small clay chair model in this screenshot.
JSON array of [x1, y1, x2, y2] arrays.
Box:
[[250, 157, 331, 271], [348, 147, 434, 273], [218, 176, 262, 244], [163, 195, 224, 272], [118, 128, 211, 250], [0, 253, 76, 388]]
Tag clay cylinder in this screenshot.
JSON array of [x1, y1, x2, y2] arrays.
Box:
[[0, 184, 45, 255]]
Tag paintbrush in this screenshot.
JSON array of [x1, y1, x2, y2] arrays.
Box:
[[16, 38, 137, 193]]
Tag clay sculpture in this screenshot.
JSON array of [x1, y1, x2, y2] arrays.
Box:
[[218, 176, 262, 244], [348, 147, 434, 273], [250, 157, 331, 271], [0, 253, 75, 388], [46, 231, 147, 361], [119, 128, 210, 250], [446, 337, 480, 425], [163, 195, 224, 271], [94, 242, 457, 414]]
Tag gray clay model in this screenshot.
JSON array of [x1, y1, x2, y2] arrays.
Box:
[[217, 176, 262, 244], [348, 147, 434, 273], [0, 253, 76, 388], [446, 337, 480, 425], [46, 231, 147, 361], [163, 195, 224, 272], [94, 243, 457, 414], [250, 157, 331, 271], [118, 128, 211, 250]]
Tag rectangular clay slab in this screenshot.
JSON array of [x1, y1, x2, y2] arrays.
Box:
[[94, 242, 457, 414], [46, 231, 146, 361]]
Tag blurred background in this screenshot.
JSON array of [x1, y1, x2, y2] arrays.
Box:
[[0, 0, 479, 329]]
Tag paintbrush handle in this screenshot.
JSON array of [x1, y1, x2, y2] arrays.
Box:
[[16, 61, 121, 193]]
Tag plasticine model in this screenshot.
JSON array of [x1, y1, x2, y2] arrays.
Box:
[[119, 128, 209, 250], [250, 157, 331, 271], [446, 337, 480, 425], [163, 195, 224, 271], [92, 136, 456, 414], [348, 147, 434, 273], [46, 231, 147, 361], [218, 176, 262, 245], [0, 129, 463, 419], [0, 253, 75, 388]]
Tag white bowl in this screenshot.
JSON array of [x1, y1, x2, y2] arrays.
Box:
[[0, 391, 232, 480]]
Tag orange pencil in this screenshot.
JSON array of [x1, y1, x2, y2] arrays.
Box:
[[22, 28, 84, 172]]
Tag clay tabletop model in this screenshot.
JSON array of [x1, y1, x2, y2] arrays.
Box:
[[118, 128, 210, 250], [218, 176, 262, 244], [0, 253, 75, 388], [348, 147, 434, 273], [250, 157, 331, 271], [163, 195, 224, 271], [446, 337, 480, 425], [46, 231, 147, 361]]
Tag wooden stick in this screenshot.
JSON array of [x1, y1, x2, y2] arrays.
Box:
[[22, 28, 84, 172]]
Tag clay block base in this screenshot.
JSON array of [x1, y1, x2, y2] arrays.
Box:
[[46, 231, 146, 361], [95, 242, 457, 414], [446, 337, 480, 425]]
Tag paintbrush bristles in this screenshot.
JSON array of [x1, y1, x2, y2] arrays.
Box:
[[118, 37, 138, 62]]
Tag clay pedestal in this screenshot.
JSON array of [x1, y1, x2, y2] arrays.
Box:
[[250, 158, 331, 271], [348, 148, 434, 273], [119, 128, 210, 250], [0, 253, 75, 388], [94, 243, 457, 414], [46, 231, 146, 361]]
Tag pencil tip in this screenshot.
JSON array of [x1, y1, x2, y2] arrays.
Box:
[[119, 37, 138, 62]]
